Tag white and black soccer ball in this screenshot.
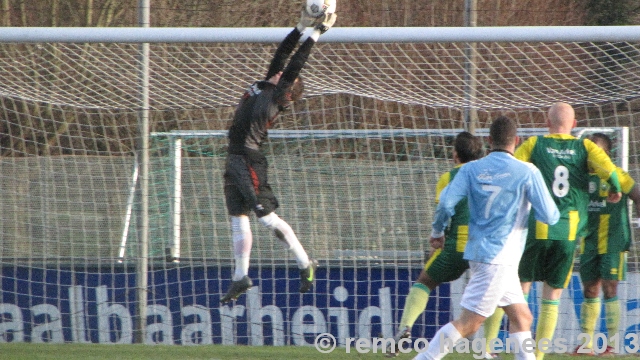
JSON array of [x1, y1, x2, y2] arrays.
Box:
[[306, 0, 337, 18]]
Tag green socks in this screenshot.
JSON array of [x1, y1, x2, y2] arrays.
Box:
[[605, 297, 620, 343], [535, 299, 559, 360], [484, 307, 505, 350], [580, 297, 601, 348], [399, 283, 430, 329]]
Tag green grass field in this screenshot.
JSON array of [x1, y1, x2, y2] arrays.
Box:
[[0, 344, 637, 360]]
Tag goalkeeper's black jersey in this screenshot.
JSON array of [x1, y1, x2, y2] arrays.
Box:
[[227, 28, 314, 155], [227, 81, 281, 154]]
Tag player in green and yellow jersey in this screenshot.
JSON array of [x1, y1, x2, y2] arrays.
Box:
[[578, 133, 640, 355], [386, 131, 484, 357], [510, 103, 622, 360]]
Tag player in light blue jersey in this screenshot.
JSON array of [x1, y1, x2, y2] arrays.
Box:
[[413, 116, 559, 360]]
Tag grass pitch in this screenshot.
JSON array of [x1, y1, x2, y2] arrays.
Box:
[[0, 343, 635, 360]]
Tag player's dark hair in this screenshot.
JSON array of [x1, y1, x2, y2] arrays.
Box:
[[490, 116, 517, 148], [290, 77, 304, 101], [455, 131, 484, 163], [589, 132, 612, 154]]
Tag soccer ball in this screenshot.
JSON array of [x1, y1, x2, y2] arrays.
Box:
[[306, 0, 337, 18]]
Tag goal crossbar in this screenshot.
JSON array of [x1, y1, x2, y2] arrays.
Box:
[[2, 26, 640, 43], [150, 128, 597, 139]]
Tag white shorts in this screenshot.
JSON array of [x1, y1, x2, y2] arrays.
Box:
[[460, 261, 526, 318]]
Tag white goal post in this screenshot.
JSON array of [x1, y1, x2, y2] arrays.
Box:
[[1, 26, 640, 347]]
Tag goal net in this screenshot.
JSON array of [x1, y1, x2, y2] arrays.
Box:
[[148, 126, 629, 263], [1, 29, 639, 348]]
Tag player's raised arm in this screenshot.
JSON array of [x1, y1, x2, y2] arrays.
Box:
[[264, 1, 330, 80], [628, 179, 640, 227], [584, 138, 622, 201], [278, 11, 337, 87], [264, 23, 304, 80], [612, 167, 640, 224]]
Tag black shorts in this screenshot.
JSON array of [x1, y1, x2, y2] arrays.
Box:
[[223, 150, 278, 216]]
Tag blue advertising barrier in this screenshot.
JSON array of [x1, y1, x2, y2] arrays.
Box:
[[0, 265, 450, 344]]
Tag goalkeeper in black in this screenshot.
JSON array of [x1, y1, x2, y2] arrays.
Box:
[[220, 7, 337, 304]]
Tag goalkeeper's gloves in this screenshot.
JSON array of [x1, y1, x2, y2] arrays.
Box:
[[254, 204, 269, 218], [296, 6, 319, 32], [314, 12, 337, 34], [309, 12, 337, 41]]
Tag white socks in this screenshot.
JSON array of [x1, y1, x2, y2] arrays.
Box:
[[259, 213, 310, 269], [414, 322, 462, 360], [231, 215, 252, 281], [231, 213, 310, 281], [510, 331, 535, 360], [412, 327, 533, 360]]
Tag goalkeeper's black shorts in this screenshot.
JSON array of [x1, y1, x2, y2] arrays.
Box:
[[223, 150, 278, 217]]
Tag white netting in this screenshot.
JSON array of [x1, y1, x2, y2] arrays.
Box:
[[1, 41, 640, 110]]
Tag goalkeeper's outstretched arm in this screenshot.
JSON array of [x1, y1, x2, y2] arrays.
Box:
[[264, 5, 329, 80], [278, 12, 337, 87], [264, 28, 303, 81]]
